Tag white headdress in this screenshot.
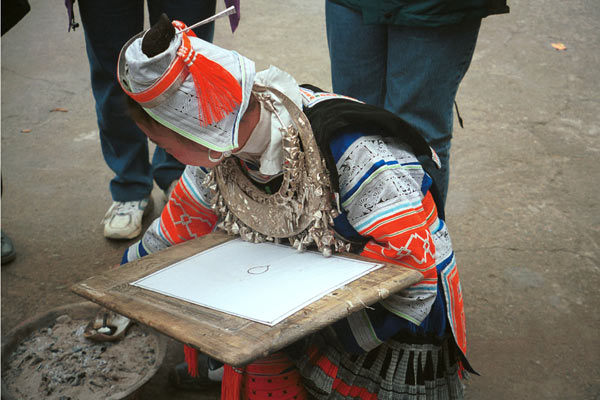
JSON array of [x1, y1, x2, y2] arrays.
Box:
[[118, 16, 255, 152]]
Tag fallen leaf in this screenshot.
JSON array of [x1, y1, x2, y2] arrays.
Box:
[[21, 128, 32, 133], [50, 107, 69, 112], [551, 42, 567, 51]]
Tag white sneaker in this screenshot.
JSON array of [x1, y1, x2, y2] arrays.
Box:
[[102, 197, 153, 240]]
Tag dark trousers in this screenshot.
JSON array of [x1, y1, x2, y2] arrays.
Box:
[[79, 0, 216, 201], [326, 1, 481, 204]]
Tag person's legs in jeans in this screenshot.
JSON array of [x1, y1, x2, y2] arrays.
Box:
[[326, 1, 480, 204], [79, 0, 216, 201], [147, 0, 216, 192], [385, 21, 481, 203], [326, 0, 387, 106], [79, 0, 156, 202], [80, 0, 157, 239], [79, 1, 218, 238]]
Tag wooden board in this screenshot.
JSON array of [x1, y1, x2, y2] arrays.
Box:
[[72, 232, 422, 367]]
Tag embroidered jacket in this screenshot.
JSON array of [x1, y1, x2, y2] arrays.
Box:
[[122, 89, 467, 358]]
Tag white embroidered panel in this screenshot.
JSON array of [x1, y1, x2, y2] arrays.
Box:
[[335, 135, 425, 226]]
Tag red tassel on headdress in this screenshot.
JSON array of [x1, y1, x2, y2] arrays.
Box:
[[173, 20, 242, 126], [184, 344, 199, 378], [221, 364, 243, 400]]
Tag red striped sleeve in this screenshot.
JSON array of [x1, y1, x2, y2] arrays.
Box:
[[159, 178, 218, 245], [359, 192, 438, 281]]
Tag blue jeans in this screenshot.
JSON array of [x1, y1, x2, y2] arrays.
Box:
[[79, 0, 216, 202], [326, 1, 481, 204]]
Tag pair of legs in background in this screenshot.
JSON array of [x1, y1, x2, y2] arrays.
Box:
[[78, 0, 216, 239], [326, 1, 481, 205]]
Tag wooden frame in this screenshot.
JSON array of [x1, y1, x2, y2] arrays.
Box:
[[72, 232, 422, 366]]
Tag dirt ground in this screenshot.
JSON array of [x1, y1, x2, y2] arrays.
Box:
[[2, 0, 599, 399]]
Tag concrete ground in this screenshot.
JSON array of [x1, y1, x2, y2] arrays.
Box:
[[1, 0, 598, 399]]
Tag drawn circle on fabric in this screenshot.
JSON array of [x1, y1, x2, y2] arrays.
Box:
[[247, 265, 270, 275]]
